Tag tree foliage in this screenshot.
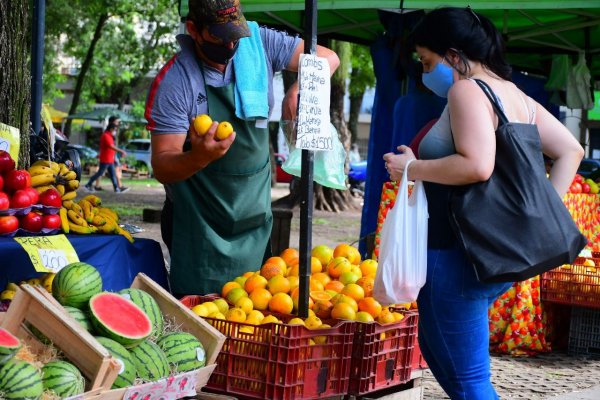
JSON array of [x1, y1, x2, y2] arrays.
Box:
[[348, 43, 375, 143]]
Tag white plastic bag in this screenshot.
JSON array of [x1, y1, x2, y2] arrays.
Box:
[[373, 159, 428, 305]]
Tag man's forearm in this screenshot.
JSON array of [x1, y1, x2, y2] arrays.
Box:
[[152, 151, 207, 184]]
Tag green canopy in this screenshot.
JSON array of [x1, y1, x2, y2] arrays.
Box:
[[239, 0, 600, 78], [65, 109, 146, 124]]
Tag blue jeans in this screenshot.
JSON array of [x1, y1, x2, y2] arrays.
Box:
[[87, 162, 118, 191], [417, 245, 512, 400]]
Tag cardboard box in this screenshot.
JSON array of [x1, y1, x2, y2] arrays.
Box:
[[0, 284, 121, 397], [96, 273, 226, 400]]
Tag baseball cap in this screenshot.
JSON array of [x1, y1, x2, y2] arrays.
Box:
[[188, 0, 250, 43]]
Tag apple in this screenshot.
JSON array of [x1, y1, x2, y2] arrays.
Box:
[[0, 215, 18, 234], [42, 214, 62, 230], [10, 190, 33, 209], [581, 183, 591, 194], [23, 187, 40, 205], [0, 192, 9, 211], [573, 174, 584, 184], [569, 182, 582, 194], [0, 151, 15, 173], [3, 170, 31, 192], [39, 188, 62, 208], [0, 174, 3, 192], [20, 211, 43, 232]]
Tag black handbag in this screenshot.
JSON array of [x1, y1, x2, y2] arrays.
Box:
[[449, 79, 587, 283]]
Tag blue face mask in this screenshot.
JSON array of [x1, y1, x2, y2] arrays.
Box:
[[422, 60, 454, 98]]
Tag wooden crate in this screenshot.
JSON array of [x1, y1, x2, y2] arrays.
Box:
[[0, 284, 120, 397], [97, 273, 226, 399]]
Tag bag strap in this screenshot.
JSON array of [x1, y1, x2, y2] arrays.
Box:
[[473, 79, 509, 126]]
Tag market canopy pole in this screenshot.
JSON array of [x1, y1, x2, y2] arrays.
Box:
[[297, 0, 317, 319], [30, 0, 45, 136]]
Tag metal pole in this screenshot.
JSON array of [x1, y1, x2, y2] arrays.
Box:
[[31, 0, 45, 137], [297, 0, 317, 319]]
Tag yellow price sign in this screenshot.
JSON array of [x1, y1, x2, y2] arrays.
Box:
[[0, 122, 20, 163], [14, 235, 79, 273]]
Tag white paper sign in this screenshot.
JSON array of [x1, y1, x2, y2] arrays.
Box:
[[37, 249, 69, 272], [0, 137, 9, 152], [296, 54, 331, 151]]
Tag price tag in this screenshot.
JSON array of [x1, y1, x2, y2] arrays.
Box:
[[0, 122, 20, 162], [14, 235, 79, 273], [296, 54, 331, 151]]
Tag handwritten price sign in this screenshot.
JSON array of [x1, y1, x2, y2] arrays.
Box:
[[296, 54, 331, 151], [14, 235, 79, 273]]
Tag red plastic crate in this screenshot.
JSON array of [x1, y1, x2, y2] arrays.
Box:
[[541, 258, 600, 309], [410, 331, 428, 371], [348, 309, 418, 396], [180, 295, 355, 399]]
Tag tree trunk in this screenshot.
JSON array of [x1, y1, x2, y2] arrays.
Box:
[[0, 0, 31, 167], [348, 93, 364, 144], [314, 40, 356, 212], [63, 13, 109, 137]]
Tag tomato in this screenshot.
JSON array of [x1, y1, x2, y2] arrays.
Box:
[[20, 211, 43, 232], [0, 151, 15, 173], [0, 192, 9, 210], [39, 188, 62, 207], [42, 214, 62, 230], [0, 174, 3, 192], [0, 215, 18, 234], [569, 182, 583, 194], [3, 170, 31, 192], [10, 190, 33, 209]]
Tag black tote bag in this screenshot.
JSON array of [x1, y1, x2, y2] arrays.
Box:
[[449, 79, 587, 283]]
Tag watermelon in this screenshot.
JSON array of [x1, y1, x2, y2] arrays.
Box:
[[119, 288, 164, 337], [52, 262, 102, 309], [89, 292, 152, 348], [0, 329, 21, 365], [157, 332, 206, 372], [95, 337, 136, 389], [129, 341, 170, 382], [63, 306, 93, 332], [0, 359, 43, 399], [41, 360, 84, 398]]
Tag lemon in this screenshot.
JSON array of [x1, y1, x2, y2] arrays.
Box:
[[209, 312, 226, 320], [235, 296, 254, 314], [288, 317, 305, 326], [215, 121, 234, 140], [192, 304, 209, 317], [225, 307, 247, 323], [261, 315, 280, 324], [193, 114, 213, 135], [203, 301, 219, 315], [213, 298, 230, 314], [0, 290, 15, 301]]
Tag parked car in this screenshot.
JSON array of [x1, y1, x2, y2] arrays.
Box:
[[577, 158, 600, 181], [124, 139, 152, 176], [66, 144, 98, 172]]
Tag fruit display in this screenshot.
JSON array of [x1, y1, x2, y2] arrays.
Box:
[[563, 193, 600, 252], [567, 173, 599, 194], [41, 360, 85, 398], [192, 114, 234, 140], [541, 257, 600, 307], [28, 159, 79, 200], [60, 194, 133, 242]]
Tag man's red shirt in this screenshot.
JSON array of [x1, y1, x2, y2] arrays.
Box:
[[99, 131, 117, 164]]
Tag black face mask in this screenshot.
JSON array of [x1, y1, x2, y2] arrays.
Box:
[[199, 40, 239, 65]]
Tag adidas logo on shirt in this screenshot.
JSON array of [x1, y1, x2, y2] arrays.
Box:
[[197, 92, 207, 105]]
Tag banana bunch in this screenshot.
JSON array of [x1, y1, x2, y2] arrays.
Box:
[[28, 160, 79, 201], [60, 195, 133, 242]]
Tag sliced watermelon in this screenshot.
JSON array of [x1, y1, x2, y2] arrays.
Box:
[[89, 292, 152, 348], [0, 329, 21, 365]]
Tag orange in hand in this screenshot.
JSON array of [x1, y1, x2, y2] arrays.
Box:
[[216, 121, 234, 140], [193, 114, 213, 135]]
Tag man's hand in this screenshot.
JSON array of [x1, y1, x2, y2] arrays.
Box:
[[282, 81, 299, 122], [189, 121, 236, 168]]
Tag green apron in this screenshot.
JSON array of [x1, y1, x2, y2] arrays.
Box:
[[169, 82, 272, 295]]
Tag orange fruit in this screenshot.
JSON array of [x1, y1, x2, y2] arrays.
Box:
[[311, 245, 333, 266], [310, 279, 324, 292], [260, 262, 286, 280], [221, 281, 242, 298], [331, 302, 356, 320], [269, 293, 294, 314], [377, 308, 396, 324], [358, 297, 383, 318], [288, 317, 305, 326], [235, 296, 254, 314], [288, 275, 299, 291], [247, 310, 265, 322], [226, 288, 248, 305], [243, 271, 256, 278], [360, 259, 378, 277], [193, 114, 213, 135], [314, 323, 330, 344], [225, 307, 246, 323], [325, 280, 345, 293], [312, 272, 331, 287], [356, 276, 375, 297], [244, 274, 268, 293], [339, 271, 360, 285], [234, 276, 248, 288], [327, 257, 352, 278], [333, 244, 361, 264], [261, 315, 280, 324], [280, 248, 300, 266], [356, 311, 375, 323], [311, 257, 323, 274], [304, 315, 323, 329], [249, 288, 272, 310], [267, 275, 291, 295], [341, 283, 365, 301], [291, 287, 314, 310], [332, 294, 358, 312], [264, 256, 287, 271], [215, 121, 234, 140], [309, 290, 332, 302], [313, 300, 334, 319], [392, 312, 405, 322]]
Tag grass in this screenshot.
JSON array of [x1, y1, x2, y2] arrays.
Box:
[[108, 205, 145, 218], [83, 175, 163, 188]]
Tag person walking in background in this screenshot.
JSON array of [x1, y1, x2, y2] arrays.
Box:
[[144, 0, 339, 296], [94, 116, 126, 191], [85, 122, 130, 193], [383, 7, 583, 399]]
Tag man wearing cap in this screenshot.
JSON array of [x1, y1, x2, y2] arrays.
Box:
[[145, 0, 339, 296]]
